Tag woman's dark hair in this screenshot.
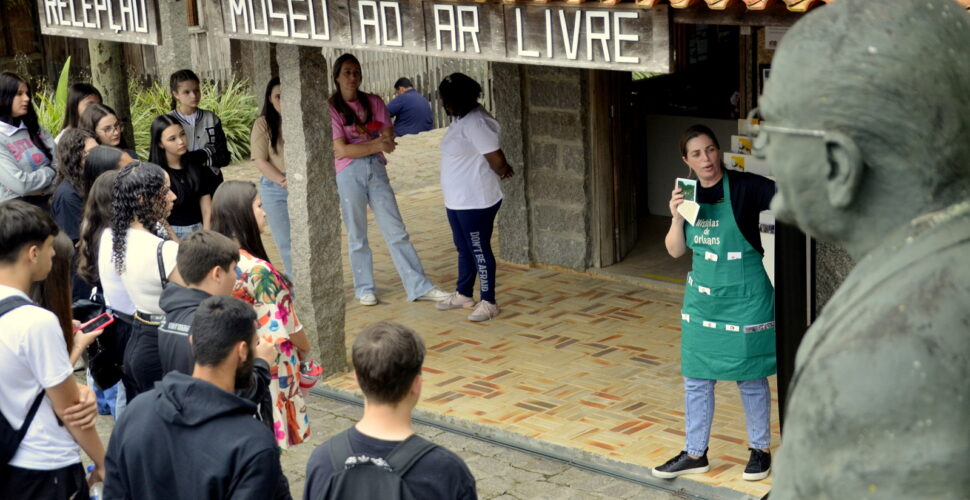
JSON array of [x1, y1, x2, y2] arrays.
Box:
[[79, 103, 129, 150], [261, 76, 282, 153], [169, 69, 200, 110], [78, 169, 120, 285], [328, 54, 373, 128], [61, 83, 102, 131], [148, 114, 183, 169], [211, 180, 270, 263], [83, 145, 127, 197], [438, 73, 482, 118], [679, 124, 721, 158], [29, 232, 75, 353], [110, 161, 170, 274], [0, 72, 54, 165], [55, 128, 94, 194]]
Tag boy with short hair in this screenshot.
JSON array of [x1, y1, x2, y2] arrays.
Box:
[[304, 322, 477, 500], [158, 229, 239, 375], [0, 200, 105, 499], [104, 296, 283, 499], [158, 230, 277, 428]]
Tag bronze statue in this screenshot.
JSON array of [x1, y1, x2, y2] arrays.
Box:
[[758, 0, 970, 497]]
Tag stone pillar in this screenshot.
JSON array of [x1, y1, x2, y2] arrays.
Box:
[[250, 42, 273, 89], [278, 45, 347, 373], [156, 0, 191, 80], [521, 65, 591, 270], [491, 63, 530, 265], [87, 40, 134, 149]]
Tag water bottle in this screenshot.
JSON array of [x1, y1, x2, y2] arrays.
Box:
[[87, 464, 104, 500]]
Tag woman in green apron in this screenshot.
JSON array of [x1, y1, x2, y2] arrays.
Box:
[[653, 125, 777, 482]]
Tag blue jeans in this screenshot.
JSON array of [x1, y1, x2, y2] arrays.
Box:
[[86, 368, 127, 420], [171, 222, 202, 240], [259, 177, 292, 276], [446, 201, 501, 303], [335, 156, 433, 301], [684, 376, 771, 456]]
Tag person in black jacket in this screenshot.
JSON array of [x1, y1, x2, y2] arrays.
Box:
[[157, 230, 276, 427], [104, 295, 283, 500]]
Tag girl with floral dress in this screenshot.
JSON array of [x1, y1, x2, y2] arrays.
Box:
[[210, 180, 311, 450]]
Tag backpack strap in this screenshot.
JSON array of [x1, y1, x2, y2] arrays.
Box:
[[385, 434, 438, 477], [0, 296, 45, 456], [156, 240, 169, 287], [328, 429, 355, 471]]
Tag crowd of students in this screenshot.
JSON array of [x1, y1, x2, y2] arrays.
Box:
[[0, 51, 519, 498]]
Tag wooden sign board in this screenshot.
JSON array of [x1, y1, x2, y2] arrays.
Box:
[[36, 0, 161, 45], [221, 0, 670, 73]]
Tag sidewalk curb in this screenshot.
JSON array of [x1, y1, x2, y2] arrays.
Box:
[[312, 384, 763, 500]]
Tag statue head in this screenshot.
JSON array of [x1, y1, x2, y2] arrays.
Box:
[[759, 0, 970, 257]]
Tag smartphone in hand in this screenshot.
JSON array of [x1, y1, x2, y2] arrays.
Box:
[[77, 312, 115, 334]]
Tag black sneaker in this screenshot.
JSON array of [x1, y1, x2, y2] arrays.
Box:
[[652, 449, 710, 479], [743, 448, 771, 481]]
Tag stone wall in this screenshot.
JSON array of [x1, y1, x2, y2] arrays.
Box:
[[519, 65, 592, 270]]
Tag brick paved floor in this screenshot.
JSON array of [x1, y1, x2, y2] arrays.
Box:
[[221, 129, 779, 499]]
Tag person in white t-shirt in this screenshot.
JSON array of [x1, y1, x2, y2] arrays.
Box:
[[433, 73, 514, 323], [0, 200, 105, 500], [103, 162, 181, 401]]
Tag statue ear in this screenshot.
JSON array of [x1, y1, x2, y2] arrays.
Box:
[[824, 131, 863, 209]]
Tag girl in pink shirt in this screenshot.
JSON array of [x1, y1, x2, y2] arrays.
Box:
[[328, 54, 448, 306]]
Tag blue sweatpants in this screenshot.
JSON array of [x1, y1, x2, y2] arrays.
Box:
[[446, 201, 501, 304]]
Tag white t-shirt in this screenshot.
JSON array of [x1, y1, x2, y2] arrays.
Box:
[[440, 106, 503, 210], [0, 285, 80, 470], [98, 228, 136, 316], [99, 228, 178, 315]]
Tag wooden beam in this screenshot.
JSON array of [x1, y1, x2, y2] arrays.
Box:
[[672, 2, 802, 26]]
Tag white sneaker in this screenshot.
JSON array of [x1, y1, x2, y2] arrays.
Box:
[[359, 293, 378, 306], [417, 287, 451, 302], [436, 292, 475, 311], [468, 301, 500, 322]]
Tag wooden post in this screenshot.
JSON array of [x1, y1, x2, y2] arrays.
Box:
[[87, 40, 134, 150]]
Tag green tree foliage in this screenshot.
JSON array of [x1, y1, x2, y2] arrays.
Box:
[[128, 78, 258, 162], [32, 57, 71, 135]]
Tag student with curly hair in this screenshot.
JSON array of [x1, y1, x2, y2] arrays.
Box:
[[434, 73, 514, 322], [0, 72, 56, 207], [101, 162, 180, 400], [51, 128, 98, 242]]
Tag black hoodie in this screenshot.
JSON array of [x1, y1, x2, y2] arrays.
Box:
[[103, 372, 281, 500], [158, 283, 274, 427]]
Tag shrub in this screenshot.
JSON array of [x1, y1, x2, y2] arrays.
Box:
[[31, 57, 71, 135], [129, 78, 258, 163]]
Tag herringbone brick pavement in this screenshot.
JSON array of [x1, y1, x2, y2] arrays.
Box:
[[227, 129, 779, 498]]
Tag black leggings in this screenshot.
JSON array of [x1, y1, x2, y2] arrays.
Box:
[[446, 200, 501, 303]]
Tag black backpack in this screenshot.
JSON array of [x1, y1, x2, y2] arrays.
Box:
[[319, 431, 438, 500], [0, 296, 45, 464]]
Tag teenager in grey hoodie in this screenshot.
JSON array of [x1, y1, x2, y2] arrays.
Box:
[[166, 69, 232, 173], [0, 72, 56, 205]]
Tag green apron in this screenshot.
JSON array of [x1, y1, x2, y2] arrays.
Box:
[[681, 173, 776, 381]]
